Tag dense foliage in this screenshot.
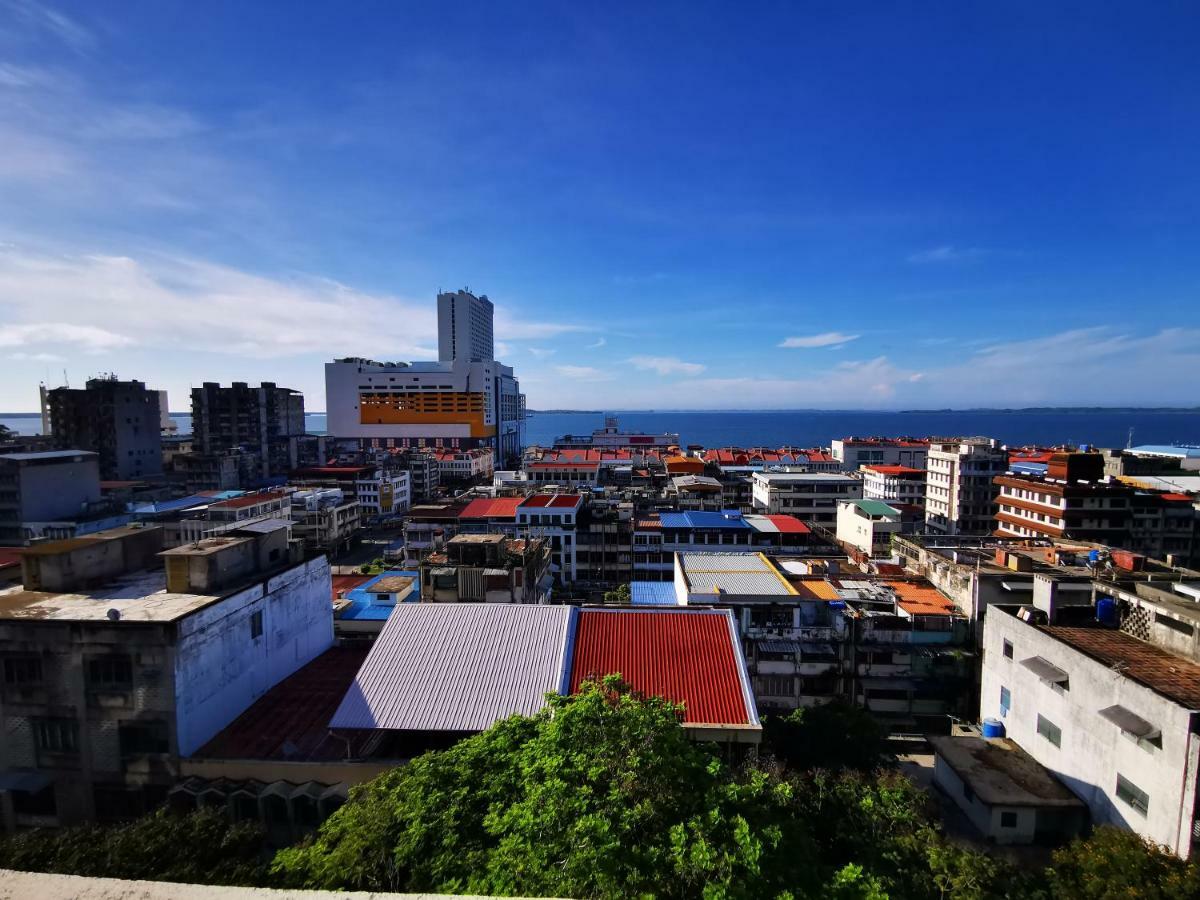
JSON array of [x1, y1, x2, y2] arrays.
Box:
[[6, 683, 1200, 898], [0, 808, 267, 885], [602, 582, 631, 604]]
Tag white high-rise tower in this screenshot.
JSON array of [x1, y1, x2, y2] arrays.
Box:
[[437, 289, 494, 362]]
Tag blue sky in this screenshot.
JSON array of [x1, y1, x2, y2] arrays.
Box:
[[1, 1, 1198, 411]]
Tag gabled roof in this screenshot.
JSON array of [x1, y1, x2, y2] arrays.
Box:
[[888, 581, 958, 616], [519, 494, 583, 509], [745, 514, 811, 534], [659, 510, 751, 530], [569, 609, 758, 727], [330, 604, 574, 731]]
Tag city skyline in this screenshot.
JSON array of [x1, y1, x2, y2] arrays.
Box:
[[2, 2, 1199, 411]]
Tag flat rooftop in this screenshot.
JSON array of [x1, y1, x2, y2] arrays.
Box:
[[928, 735, 1084, 807], [0, 569, 222, 622]]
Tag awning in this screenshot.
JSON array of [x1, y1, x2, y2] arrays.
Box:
[[0, 771, 51, 793], [1021, 656, 1069, 684], [757, 640, 804, 654], [1098, 704, 1160, 739]]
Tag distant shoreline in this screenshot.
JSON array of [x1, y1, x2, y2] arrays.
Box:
[[523, 407, 1200, 415]]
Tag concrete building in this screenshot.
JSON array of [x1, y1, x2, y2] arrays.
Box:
[[837, 499, 903, 559], [438, 289, 494, 363], [981, 598, 1200, 857], [632, 511, 818, 582], [434, 447, 494, 484], [832, 438, 928, 472], [750, 469, 863, 523], [516, 494, 583, 585], [420, 534, 551, 604], [552, 415, 679, 450], [189, 382, 306, 487], [861, 464, 926, 508], [289, 489, 361, 555], [290, 465, 411, 522], [44, 378, 163, 481], [0, 524, 332, 831], [925, 437, 1007, 535], [0, 451, 104, 545]]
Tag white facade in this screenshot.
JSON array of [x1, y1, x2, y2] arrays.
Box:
[[832, 439, 928, 471], [355, 469, 411, 518], [836, 500, 902, 558], [980, 606, 1200, 857], [862, 467, 926, 507], [750, 470, 862, 524], [437, 289, 494, 362], [173, 556, 334, 757], [516, 499, 580, 584], [437, 448, 495, 481], [925, 438, 1007, 535]]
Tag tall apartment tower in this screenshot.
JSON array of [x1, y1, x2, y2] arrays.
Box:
[[190, 382, 305, 482], [924, 437, 1007, 535], [45, 377, 163, 481], [438, 289, 495, 362]]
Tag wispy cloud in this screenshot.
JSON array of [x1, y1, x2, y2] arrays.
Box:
[[588, 336, 607, 349], [778, 331, 860, 349], [528, 346, 556, 358], [553, 365, 612, 381], [628, 355, 706, 376], [3, 0, 96, 54], [0, 322, 132, 352], [494, 309, 589, 340], [907, 245, 987, 264]]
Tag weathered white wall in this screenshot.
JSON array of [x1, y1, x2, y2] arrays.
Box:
[[981, 607, 1200, 856], [173, 557, 334, 757]]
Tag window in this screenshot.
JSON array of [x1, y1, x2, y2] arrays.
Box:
[[88, 655, 132, 689], [1000, 811, 1018, 828], [3, 656, 43, 685], [1116, 774, 1149, 817], [1155, 613, 1195, 637], [34, 718, 78, 754], [1003, 639, 1013, 659], [1000, 686, 1011, 717], [249, 610, 264, 640], [119, 720, 170, 757], [1036, 714, 1062, 748]]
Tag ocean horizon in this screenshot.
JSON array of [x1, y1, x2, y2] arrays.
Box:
[[5, 407, 1200, 451]]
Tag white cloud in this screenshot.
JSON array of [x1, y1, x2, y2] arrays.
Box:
[[0, 322, 132, 352], [9, 350, 65, 362], [778, 332, 860, 349], [588, 336, 606, 349], [907, 245, 987, 264], [4, 1, 96, 54], [494, 308, 588, 340], [627, 355, 706, 376], [528, 346, 556, 358], [553, 365, 612, 381]]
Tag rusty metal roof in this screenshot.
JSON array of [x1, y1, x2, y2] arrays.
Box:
[[330, 603, 574, 732]]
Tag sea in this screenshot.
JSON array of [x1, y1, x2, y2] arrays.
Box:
[[3, 409, 1200, 450]]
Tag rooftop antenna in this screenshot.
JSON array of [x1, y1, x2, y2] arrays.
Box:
[[63, 368, 69, 389], [1126, 427, 1134, 450]]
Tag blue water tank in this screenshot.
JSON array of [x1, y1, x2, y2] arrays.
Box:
[[1096, 596, 1119, 627], [1088, 549, 1102, 566], [982, 718, 1006, 739]]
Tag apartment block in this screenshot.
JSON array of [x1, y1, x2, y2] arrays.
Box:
[[750, 469, 863, 524], [0, 451, 104, 545], [44, 378, 163, 481], [832, 437, 928, 471], [925, 437, 1007, 535], [190, 382, 305, 487]]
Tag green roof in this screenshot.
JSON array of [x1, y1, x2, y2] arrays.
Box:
[[854, 499, 901, 517]]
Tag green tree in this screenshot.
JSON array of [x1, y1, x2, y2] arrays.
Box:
[[763, 701, 891, 773], [1046, 826, 1200, 900], [0, 808, 267, 885], [603, 582, 632, 604], [274, 675, 817, 898]]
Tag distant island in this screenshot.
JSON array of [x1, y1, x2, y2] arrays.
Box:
[[521, 407, 1200, 415]]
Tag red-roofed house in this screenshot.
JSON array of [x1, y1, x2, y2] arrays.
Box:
[[569, 608, 760, 743], [862, 464, 926, 508], [832, 437, 929, 471], [517, 495, 583, 584]]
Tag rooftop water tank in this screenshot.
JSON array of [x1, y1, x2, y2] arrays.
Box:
[[982, 718, 1006, 739], [1096, 596, 1119, 628]]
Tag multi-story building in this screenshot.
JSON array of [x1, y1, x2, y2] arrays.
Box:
[[291, 465, 411, 522], [925, 437, 1007, 535], [980, 585, 1200, 858], [438, 289, 494, 363], [552, 416, 679, 450], [861, 464, 926, 508], [189, 382, 306, 487], [836, 499, 904, 559], [632, 511, 818, 582], [289, 489, 362, 555], [176, 490, 291, 545], [0, 451, 104, 545], [750, 470, 863, 524], [434, 448, 494, 484], [516, 494, 583, 585], [0, 524, 332, 831], [43, 377, 163, 481], [832, 437, 928, 472]]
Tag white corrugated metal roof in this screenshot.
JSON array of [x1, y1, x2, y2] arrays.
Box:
[[678, 552, 796, 596], [330, 603, 573, 732]]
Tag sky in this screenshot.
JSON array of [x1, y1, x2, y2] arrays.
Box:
[[1, 1, 1198, 412]]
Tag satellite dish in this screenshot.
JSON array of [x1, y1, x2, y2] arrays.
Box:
[[106, 608, 121, 621]]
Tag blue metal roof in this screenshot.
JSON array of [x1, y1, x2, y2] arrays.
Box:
[[131, 494, 214, 515], [658, 510, 752, 530], [345, 570, 421, 604], [1009, 461, 1048, 475], [1131, 445, 1200, 459], [631, 582, 682, 606]]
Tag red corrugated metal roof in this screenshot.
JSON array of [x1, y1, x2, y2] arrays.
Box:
[[888, 581, 958, 616], [294, 466, 373, 476], [210, 490, 288, 509], [0, 551, 23, 571], [459, 497, 524, 519], [1160, 493, 1195, 502], [764, 514, 810, 534], [569, 609, 754, 726], [332, 573, 373, 600], [863, 465, 924, 475]]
